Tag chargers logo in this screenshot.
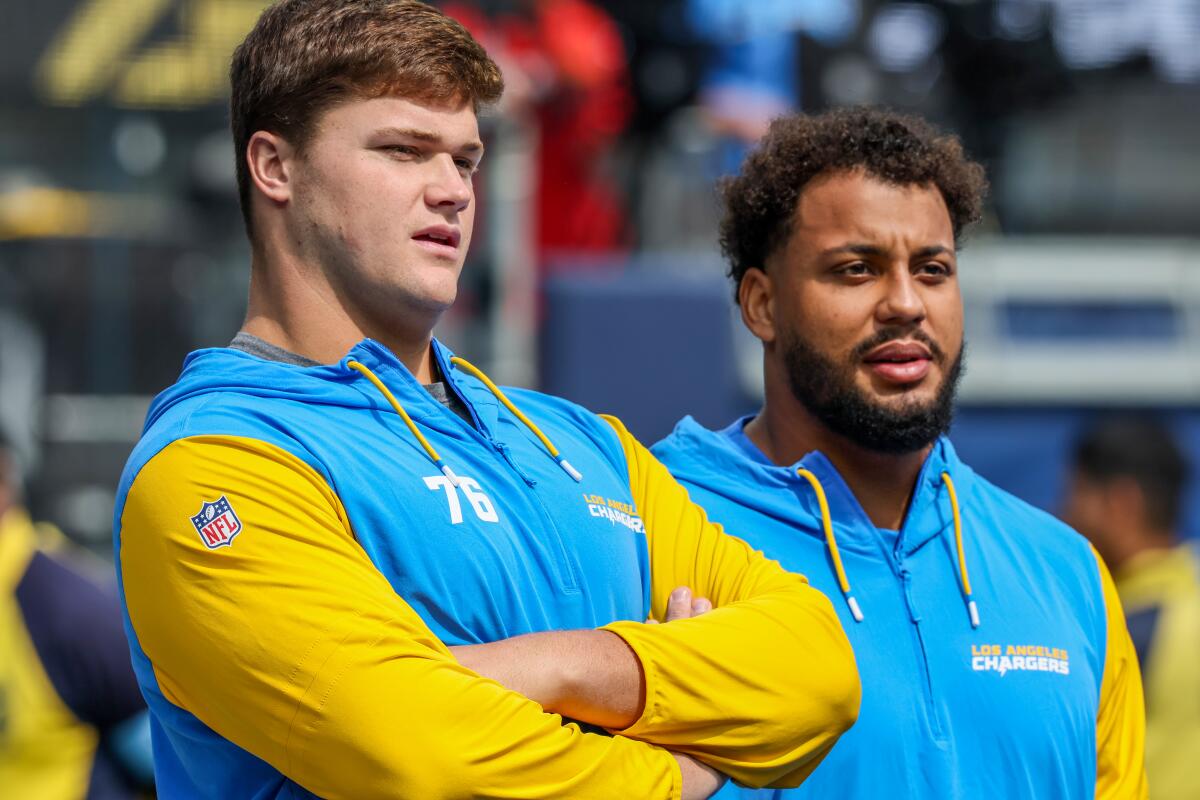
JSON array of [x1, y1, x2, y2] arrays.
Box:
[[971, 643, 1070, 677], [190, 496, 243, 549], [581, 493, 645, 534]]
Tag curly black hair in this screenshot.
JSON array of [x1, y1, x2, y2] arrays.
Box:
[[719, 106, 988, 298]]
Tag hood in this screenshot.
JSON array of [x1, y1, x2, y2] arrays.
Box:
[[656, 415, 983, 626], [655, 415, 976, 558], [142, 337, 588, 487], [144, 338, 487, 435]]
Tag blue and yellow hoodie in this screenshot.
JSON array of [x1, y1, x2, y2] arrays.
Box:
[[112, 341, 859, 799], [653, 415, 1146, 800]]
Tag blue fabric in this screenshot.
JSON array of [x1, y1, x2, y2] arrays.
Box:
[[113, 338, 654, 798], [653, 416, 1109, 799]]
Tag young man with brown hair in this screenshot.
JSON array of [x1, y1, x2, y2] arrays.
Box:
[[653, 107, 1147, 799], [111, 2, 859, 798]]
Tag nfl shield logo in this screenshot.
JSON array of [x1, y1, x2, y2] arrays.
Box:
[[190, 496, 243, 549]]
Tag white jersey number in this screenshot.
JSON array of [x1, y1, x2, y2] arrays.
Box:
[[423, 475, 499, 525]]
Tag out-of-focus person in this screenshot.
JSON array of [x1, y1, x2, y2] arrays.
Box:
[[0, 433, 154, 798], [1065, 416, 1200, 800], [685, 0, 858, 173], [445, 0, 633, 266]]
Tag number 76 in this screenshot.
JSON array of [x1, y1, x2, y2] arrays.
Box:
[[423, 475, 500, 524]]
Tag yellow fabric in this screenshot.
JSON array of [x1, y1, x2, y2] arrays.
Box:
[[120, 435, 681, 800], [1113, 545, 1200, 800], [1091, 545, 1149, 800], [599, 416, 861, 789], [0, 509, 99, 800]]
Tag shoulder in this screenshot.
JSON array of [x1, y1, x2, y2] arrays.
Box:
[[121, 387, 324, 504], [968, 470, 1087, 552], [649, 416, 705, 463], [965, 469, 1104, 596], [114, 396, 332, 558]]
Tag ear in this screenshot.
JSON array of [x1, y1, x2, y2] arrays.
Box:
[[738, 267, 776, 344], [246, 131, 295, 206]]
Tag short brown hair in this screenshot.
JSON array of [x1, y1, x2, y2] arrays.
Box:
[[720, 107, 988, 298], [230, 0, 504, 234]]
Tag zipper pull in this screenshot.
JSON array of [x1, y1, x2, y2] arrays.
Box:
[[898, 566, 921, 623], [494, 441, 536, 487]]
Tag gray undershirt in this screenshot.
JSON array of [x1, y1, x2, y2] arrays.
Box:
[[228, 332, 473, 424]]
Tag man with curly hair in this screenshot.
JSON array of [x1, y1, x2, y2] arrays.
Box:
[[652, 107, 1147, 798]]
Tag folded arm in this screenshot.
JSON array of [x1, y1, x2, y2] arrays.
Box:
[[597, 416, 860, 789], [452, 418, 860, 790], [452, 589, 725, 798], [119, 435, 684, 800], [450, 586, 711, 728]]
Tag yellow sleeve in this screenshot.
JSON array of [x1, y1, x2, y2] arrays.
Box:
[[598, 416, 860, 789], [120, 435, 681, 800], [1091, 546, 1148, 800]]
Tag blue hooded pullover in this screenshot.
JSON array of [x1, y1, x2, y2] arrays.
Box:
[[652, 415, 1146, 799], [111, 342, 859, 799]]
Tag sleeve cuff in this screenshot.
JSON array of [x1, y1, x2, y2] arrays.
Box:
[[600, 620, 663, 738]]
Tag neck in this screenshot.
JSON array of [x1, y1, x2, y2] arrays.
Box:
[[745, 364, 931, 530], [240, 242, 438, 382]]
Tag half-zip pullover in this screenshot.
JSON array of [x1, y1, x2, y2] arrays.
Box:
[[653, 414, 1146, 799], [113, 341, 860, 799]]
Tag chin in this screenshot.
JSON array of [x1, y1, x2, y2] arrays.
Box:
[[409, 282, 459, 313], [862, 375, 936, 399]]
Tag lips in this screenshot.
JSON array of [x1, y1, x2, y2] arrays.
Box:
[[863, 341, 933, 385], [412, 225, 461, 256]]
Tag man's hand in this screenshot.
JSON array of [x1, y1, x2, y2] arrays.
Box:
[[651, 586, 713, 623]]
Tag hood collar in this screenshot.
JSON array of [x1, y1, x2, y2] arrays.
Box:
[[663, 415, 971, 557], [660, 416, 982, 627], [145, 337, 498, 435]]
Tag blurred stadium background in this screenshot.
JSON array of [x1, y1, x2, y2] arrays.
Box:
[[1, 0, 1199, 552]]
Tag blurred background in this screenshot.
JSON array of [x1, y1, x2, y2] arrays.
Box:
[[1, 1, 1198, 796], [4, 0, 1199, 547]]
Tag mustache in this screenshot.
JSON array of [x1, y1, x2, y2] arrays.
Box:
[[850, 327, 947, 364]]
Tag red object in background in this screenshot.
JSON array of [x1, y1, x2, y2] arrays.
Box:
[[446, 0, 633, 269]]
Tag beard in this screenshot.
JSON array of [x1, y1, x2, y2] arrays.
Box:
[[781, 327, 965, 455]]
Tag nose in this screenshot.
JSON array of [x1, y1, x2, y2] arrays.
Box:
[[876, 271, 926, 325], [424, 155, 471, 213]]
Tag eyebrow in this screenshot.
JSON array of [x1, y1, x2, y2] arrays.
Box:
[[821, 243, 953, 258], [374, 126, 484, 153]]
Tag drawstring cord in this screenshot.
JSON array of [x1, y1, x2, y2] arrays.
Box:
[[797, 468, 864, 623], [449, 357, 582, 482], [346, 356, 583, 486], [347, 361, 460, 485], [796, 467, 981, 628], [941, 472, 981, 628]]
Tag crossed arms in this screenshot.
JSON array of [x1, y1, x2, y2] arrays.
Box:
[[119, 420, 860, 798]]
